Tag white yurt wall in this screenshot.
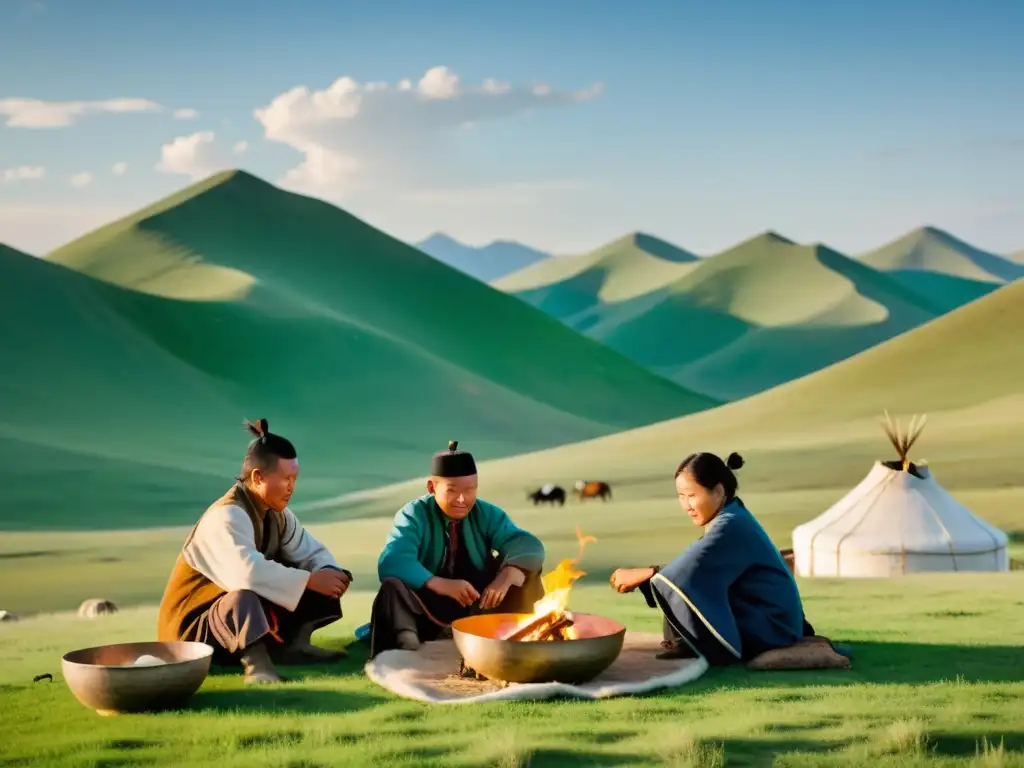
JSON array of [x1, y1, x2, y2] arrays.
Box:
[[792, 461, 1009, 578]]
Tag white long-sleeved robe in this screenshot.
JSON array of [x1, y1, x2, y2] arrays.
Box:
[[158, 484, 346, 642], [182, 502, 341, 612]]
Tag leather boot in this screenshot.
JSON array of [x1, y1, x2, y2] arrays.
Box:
[[240, 641, 286, 684], [275, 621, 347, 664], [396, 629, 421, 651], [656, 639, 699, 660]]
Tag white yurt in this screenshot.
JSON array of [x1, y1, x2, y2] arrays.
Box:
[[792, 413, 1009, 577]]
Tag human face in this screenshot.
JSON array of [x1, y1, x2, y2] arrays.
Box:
[[675, 470, 724, 526], [428, 475, 478, 520], [250, 457, 300, 512]]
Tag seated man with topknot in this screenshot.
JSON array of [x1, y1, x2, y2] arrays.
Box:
[[158, 419, 352, 684], [368, 440, 546, 657]]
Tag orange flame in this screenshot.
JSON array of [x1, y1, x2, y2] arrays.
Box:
[[512, 525, 597, 640]]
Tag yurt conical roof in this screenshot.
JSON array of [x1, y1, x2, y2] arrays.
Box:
[[791, 413, 1009, 578]]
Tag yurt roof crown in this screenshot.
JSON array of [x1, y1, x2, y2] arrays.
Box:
[[881, 411, 928, 478]]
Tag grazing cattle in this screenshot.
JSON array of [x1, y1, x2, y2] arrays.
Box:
[[573, 480, 612, 501], [527, 484, 566, 506]]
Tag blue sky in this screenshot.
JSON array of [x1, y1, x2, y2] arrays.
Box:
[[1, 0, 1021, 256]]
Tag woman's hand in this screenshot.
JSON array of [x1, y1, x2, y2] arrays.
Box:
[[609, 567, 656, 593]]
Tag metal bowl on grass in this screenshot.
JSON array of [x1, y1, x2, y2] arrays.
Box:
[[62, 641, 213, 715], [451, 612, 626, 684]]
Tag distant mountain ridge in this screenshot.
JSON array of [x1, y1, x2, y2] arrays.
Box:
[[556, 231, 942, 400], [493, 224, 1019, 400], [415, 232, 550, 282], [492, 231, 700, 320], [856, 226, 1022, 313]]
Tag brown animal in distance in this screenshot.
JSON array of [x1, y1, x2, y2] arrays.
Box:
[[573, 480, 612, 501]]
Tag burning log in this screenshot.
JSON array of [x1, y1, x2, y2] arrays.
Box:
[[502, 611, 576, 642], [537, 615, 575, 642]]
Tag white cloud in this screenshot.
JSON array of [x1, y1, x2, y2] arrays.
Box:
[[69, 171, 93, 188], [233, 140, 249, 154], [2, 165, 45, 183], [111, 161, 128, 176], [155, 130, 235, 180], [252, 65, 602, 196], [173, 107, 199, 120], [0, 97, 162, 128], [417, 67, 459, 100]]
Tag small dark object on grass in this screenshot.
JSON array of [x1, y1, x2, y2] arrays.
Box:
[[458, 658, 489, 681], [33, 673, 52, 683]]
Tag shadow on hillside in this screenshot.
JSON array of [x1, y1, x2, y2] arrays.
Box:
[[678, 640, 1024, 693]]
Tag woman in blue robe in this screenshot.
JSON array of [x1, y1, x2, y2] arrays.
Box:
[[610, 451, 815, 666]]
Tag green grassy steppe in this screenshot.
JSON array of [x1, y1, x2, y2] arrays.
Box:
[[2, 173, 1022, 766], [2, 578, 1024, 767], [1, 281, 1021, 765]]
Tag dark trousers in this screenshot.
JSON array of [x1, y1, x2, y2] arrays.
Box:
[[188, 588, 342, 664], [369, 560, 543, 658]]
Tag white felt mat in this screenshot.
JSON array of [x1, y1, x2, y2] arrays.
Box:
[[364, 631, 709, 704]]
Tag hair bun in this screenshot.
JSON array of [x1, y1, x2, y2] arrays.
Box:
[[448, 440, 458, 451], [244, 418, 269, 441], [726, 452, 744, 470]]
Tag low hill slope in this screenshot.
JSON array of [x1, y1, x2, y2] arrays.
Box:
[[857, 226, 1022, 312], [415, 233, 549, 282], [347, 280, 1023, 527], [12, 174, 714, 529], [562, 232, 942, 400], [493, 232, 700, 321]]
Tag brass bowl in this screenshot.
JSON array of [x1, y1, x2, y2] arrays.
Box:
[[62, 641, 213, 715], [451, 612, 626, 684]]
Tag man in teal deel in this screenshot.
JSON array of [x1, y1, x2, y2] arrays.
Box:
[[368, 440, 545, 657]]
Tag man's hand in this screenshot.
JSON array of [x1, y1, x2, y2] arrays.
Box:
[[308, 568, 350, 598], [480, 566, 526, 610], [426, 577, 480, 607], [609, 567, 656, 593]]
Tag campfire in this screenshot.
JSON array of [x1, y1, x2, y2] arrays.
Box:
[[451, 524, 625, 685], [499, 525, 597, 642]]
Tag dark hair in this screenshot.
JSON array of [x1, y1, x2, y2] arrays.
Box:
[[675, 451, 744, 500], [237, 418, 296, 482]]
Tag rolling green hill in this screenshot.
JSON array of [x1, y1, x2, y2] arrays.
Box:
[[483, 276, 1024, 488], [857, 226, 1022, 312], [502, 231, 942, 401], [0, 176, 717, 530], [344, 279, 1023, 554], [492, 232, 699, 322]]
